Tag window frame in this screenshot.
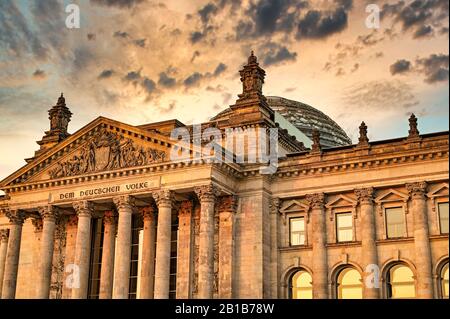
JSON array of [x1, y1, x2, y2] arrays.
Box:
[[289, 269, 313, 299], [289, 216, 306, 247], [385, 263, 416, 299], [335, 212, 354, 243], [437, 201, 449, 235], [335, 267, 363, 299], [384, 206, 407, 239], [439, 262, 449, 299]]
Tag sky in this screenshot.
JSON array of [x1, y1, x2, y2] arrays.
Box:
[[0, 0, 448, 180]]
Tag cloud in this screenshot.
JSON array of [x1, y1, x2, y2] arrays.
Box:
[[87, 33, 96, 41], [296, 7, 349, 40], [98, 69, 115, 79], [184, 72, 203, 87], [158, 72, 176, 88], [416, 54, 449, 83], [413, 25, 434, 38], [390, 59, 412, 75], [260, 44, 297, 66], [142, 77, 156, 94], [123, 70, 142, 83], [191, 50, 201, 62], [198, 3, 218, 25], [213, 63, 227, 76], [32, 69, 46, 79], [90, 0, 144, 9], [113, 31, 129, 38], [133, 38, 146, 48]]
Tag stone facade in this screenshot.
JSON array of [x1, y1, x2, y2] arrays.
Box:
[[0, 54, 448, 299]]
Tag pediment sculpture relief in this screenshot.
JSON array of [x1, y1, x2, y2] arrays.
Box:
[[49, 128, 166, 179]]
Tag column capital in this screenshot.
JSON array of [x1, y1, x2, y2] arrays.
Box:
[[406, 181, 427, 199], [355, 187, 374, 204], [72, 201, 94, 218], [103, 210, 118, 225], [218, 195, 238, 213], [138, 206, 156, 221], [5, 209, 27, 225], [194, 184, 221, 202], [32, 217, 43, 233], [0, 229, 9, 242], [152, 189, 174, 207], [38, 206, 60, 222], [113, 195, 135, 211], [67, 214, 78, 227], [178, 200, 193, 217], [306, 193, 325, 209]]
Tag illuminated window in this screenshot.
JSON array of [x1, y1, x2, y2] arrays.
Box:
[[336, 268, 363, 299], [438, 202, 449, 234], [336, 213, 353, 242], [385, 207, 406, 238], [290, 217, 305, 246], [441, 263, 449, 299], [87, 218, 104, 299], [387, 264, 416, 299], [128, 214, 142, 299], [169, 211, 178, 299], [290, 270, 312, 299]]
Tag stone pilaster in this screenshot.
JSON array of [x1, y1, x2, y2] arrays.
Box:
[[99, 210, 117, 299], [36, 206, 60, 299], [152, 190, 174, 299], [71, 201, 94, 299], [139, 205, 157, 299], [218, 195, 237, 298], [176, 201, 194, 299], [269, 197, 280, 298], [112, 195, 135, 299], [1, 209, 26, 299], [407, 182, 434, 298], [195, 184, 220, 299], [355, 187, 380, 299], [0, 229, 10, 298], [62, 215, 78, 299], [306, 193, 328, 299]]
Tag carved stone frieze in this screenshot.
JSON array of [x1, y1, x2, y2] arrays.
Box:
[[49, 127, 166, 179]]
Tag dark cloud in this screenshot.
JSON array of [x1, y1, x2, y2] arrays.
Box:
[[123, 70, 142, 82], [98, 69, 115, 79], [190, 31, 206, 44], [32, 69, 46, 79], [184, 72, 203, 87], [141, 77, 156, 94], [416, 54, 449, 83], [90, 0, 144, 9], [87, 33, 96, 41], [213, 63, 227, 76], [296, 7, 348, 40], [113, 31, 129, 38], [158, 72, 176, 88], [198, 3, 218, 25], [413, 25, 434, 38], [191, 51, 201, 62], [133, 38, 146, 48], [390, 59, 412, 75], [261, 44, 297, 66], [72, 47, 95, 71]]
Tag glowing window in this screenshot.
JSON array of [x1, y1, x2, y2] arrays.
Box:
[[385, 207, 406, 238], [336, 213, 353, 242], [438, 202, 449, 234], [290, 218, 306, 246], [387, 264, 416, 299], [337, 268, 363, 299], [441, 263, 449, 299], [290, 270, 313, 299]]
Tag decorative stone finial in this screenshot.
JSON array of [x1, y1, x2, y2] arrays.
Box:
[[311, 129, 321, 153], [408, 113, 419, 138], [237, 51, 266, 102], [248, 50, 257, 64], [358, 121, 369, 145]]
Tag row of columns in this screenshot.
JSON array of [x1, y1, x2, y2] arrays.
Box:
[[0, 183, 232, 299], [304, 181, 435, 299]]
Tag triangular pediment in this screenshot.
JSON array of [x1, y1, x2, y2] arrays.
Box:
[[325, 194, 357, 208], [375, 189, 409, 203], [280, 199, 309, 213], [427, 183, 449, 198], [0, 117, 177, 186]]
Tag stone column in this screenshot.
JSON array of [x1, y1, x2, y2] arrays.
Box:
[[112, 195, 135, 299], [195, 184, 220, 299], [0, 229, 9, 297], [1, 209, 26, 299], [62, 215, 78, 299], [99, 211, 117, 299], [36, 206, 59, 299], [71, 201, 94, 299], [407, 182, 434, 299], [355, 188, 380, 299], [176, 201, 194, 299], [307, 193, 328, 299], [139, 205, 157, 299], [218, 195, 237, 298], [152, 190, 174, 299]]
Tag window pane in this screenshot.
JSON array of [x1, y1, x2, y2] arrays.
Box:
[[389, 265, 415, 299], [291, 271, 312, 299], [439, 203, 449, 234], [386, 207, 406, 238], [337, 213, 353, 242], [290, 218, 305, 246], [442, 263, 449, 299], [337, 268, 362, 299]]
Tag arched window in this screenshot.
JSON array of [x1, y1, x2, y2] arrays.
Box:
[[387, 264, 416, 299], [290, 270, 313, 299], [440, 263, 449, 299], [336, 268, 363, 299]]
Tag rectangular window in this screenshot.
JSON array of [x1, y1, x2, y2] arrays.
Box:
[[386, 207, 406, 238], [168, 211, 179, 299], [87, 218, 104, 299], [438, 202, 449, 234], [336, 212, 353, 242], [128, 214, 142, 299], [290, 217, 305, 246]]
